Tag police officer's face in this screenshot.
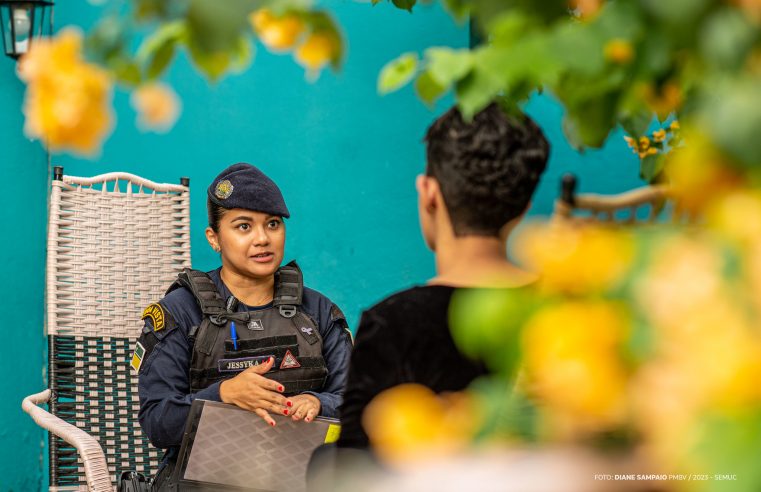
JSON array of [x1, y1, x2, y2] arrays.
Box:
[[211, 209, 285, 279]]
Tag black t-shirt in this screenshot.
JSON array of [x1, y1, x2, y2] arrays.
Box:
[[337, 285, 489, 449]]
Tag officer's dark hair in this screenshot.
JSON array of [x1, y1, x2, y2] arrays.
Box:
[[207, 198, 227, 232], [424, 102, 550, 236]]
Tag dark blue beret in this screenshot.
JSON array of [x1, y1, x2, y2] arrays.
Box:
[[207, 163, 290, 218]]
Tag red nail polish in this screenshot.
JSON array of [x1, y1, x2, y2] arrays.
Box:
[[284, 409, 289, 416], [270, 421, 275, 427], [278, 385, 284, 392], [286, 401, 293, 407]]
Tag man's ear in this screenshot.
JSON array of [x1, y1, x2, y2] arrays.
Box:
[[416, 175, 439, 213]]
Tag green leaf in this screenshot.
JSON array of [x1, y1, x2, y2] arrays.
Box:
[[441, 0, 470, 21], [426, 48, 474, 88], [455, 66, 504, 120], [415, 71, 447, 106], [449, 288, 534, 375], [391, 0, 416, 12], [111, 59, 143, 87], [230, 37, 254, 73], [136, 21, 187, 80], [700, 8, 757, 72], [186, 38, 231, 81], [640, 152, 666, 183], [378, 53, 418, 94], [186, 0, 256, 53]]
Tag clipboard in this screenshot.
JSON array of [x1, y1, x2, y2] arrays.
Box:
[[172, 399, 341, 491]]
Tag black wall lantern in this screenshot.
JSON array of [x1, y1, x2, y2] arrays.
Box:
[[0, 0, 53, 59]]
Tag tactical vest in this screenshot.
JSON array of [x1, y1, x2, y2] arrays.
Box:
[[168, 262, 327, 395]]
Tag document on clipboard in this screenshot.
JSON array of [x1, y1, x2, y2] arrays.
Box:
[[174, 399, 341, 491]]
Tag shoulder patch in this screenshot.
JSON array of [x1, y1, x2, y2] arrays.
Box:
[[331, 305, 353, 345], [142, 303, 167, 331], [130, 341, 145, 373]]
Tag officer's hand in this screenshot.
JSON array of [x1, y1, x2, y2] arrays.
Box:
[[219, 357, 292, 426], [288, 394, 321, 423]]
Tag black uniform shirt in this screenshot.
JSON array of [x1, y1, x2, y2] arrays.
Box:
[[337, 285, 489, 449]]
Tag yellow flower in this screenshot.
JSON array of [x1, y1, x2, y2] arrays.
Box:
[[669, 120, 680, 131], [294, 32, 336, 73], [706, 191, 761, 248], [250, 9, 304, 52], [733, 0, 761, 23], [640, 81, 683, 120], [131, 82, 181, 133], [623, 135, 637, 148], [362, 384, 480, 467], [665, 134, 743, 214], [569, 0, 604, 19], [638, 136, 651, 149], [635, 235, 724, 333], [604, 39, 634, 64], [652, 129, 666, 143], [522, 301, 630, 437], [17, 28, 113, 156], [515, 223, 635, 295]]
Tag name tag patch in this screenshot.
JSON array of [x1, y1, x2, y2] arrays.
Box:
[[248, 319, 264, 331], [218, 355, 274, 372]]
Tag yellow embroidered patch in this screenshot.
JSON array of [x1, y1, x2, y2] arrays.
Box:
[[130, 341, 145, 373], [142, 303, 166, 331]]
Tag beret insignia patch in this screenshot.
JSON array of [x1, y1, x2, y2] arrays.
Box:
[[141, 303, 166, 331], [215, 179, 234, 200]]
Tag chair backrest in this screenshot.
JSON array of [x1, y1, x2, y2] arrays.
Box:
[[46, 169, 191, 489], [552, 174, 677, 225]]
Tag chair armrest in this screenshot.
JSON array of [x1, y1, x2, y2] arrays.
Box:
[[22, 389, 114, 492]]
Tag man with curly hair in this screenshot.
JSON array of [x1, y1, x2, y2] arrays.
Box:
[[337, 102, 551, 450]]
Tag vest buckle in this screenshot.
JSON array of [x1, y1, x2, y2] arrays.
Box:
[[279, 305, 297, 318]]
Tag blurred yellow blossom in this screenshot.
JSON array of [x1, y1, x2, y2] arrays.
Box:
[[17, 28, 113, 156], [570, 0, 604, 18], [363, 384, 481, 467], [640, 81, 683, 120], [665, 134, 744, 214], [250, 9, 304, 52], [131, 82, 182, 133], [635, 235, 724, 332], [522, 301, 630, 438], [706, 191, 761, 248], [515, 223, 635, 295], [604, 39, 634, 64], [652, 129, 666, 143], [624, 134, 660, 158], [295, 32, 336, 74], [732, 0, 761, 22]]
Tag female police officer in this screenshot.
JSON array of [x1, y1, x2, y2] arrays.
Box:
[[133, 163, 352, 486]]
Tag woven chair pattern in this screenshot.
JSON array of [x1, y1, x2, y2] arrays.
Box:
[[553, 174, 676, 225], [45, 173, 190, 490]]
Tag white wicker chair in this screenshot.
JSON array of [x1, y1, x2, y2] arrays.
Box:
[[553, 174, 676, 225], [22, 167, 191, 491]]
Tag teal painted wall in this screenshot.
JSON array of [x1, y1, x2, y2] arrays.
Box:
[[0, 56, 49, 490], [0, 1, 644, 489]]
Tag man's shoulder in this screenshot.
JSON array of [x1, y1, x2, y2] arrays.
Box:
[[365, 285, 455, 319]]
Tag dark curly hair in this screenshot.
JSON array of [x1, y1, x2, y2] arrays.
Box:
[[424, 103, 550, 236]]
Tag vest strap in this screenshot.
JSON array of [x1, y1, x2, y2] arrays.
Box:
[[169, 269, 226, 316], [274, 261, 303, 308]]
